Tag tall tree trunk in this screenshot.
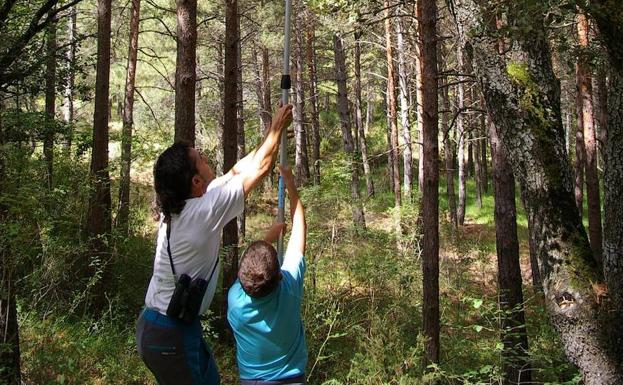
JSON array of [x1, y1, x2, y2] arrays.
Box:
[[333, 33, 365, 229], [354, 31, 374, 198], [174, 0, 197, 145], [253, 40, 273, 192], [451, 1, 623, 381], [86, 0, 112, 312], [293, 3, 309, 186], [395, 9, 412, 201], [306, 18, 321, 185], [222, 0, 239, 337], [418, 0, 439, 367], [480, 99, 488, 194], [364, 84, 375, 197], [442, 74, 457, 231], [44, 14, 56, 189], [456, 44, 467, 225], [415, 18, 424, 193], [489, 123, 531, 385], [577, 13, 602, 263], [584, 0, 623, 320], [474, 125, 483, 209], [0, 101, 20, 385], [237, 30, 245, 239], [63, 6, 76, 150], [116, 0, 140, 236], [594, 69, 607, 161], [574, 67, 585, 217], [384, 0, 401, 208]]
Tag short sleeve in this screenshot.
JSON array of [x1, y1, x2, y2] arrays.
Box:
[[281, 246, 305, 295], [199, 174, 245, 230]]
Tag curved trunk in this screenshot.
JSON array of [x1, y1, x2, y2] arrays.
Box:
[[450, 0, 623, 381]]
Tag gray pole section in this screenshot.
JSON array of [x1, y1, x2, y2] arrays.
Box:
[[278, 0, 292, 263]]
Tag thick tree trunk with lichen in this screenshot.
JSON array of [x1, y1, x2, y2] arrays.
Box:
[[585, 0, 623, 321], [333, 34, 365, 229], [450, 1, 623, 382]]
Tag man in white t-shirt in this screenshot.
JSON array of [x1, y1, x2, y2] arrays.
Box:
[[136, 104, 293, 385]]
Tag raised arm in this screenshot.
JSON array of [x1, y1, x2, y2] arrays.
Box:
[[226, 104, 293, 197], [279, 166, 306, 255]]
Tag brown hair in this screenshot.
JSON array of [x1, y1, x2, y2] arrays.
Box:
[[238, 240, 281, 298]]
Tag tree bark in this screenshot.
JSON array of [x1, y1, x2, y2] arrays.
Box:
[[583, 0, 623, 320], [116, 0, 140, 236], [0, 101, 20, 385], [418, 0, 439, 368], [174, 0, 196, 145], [415, 18, 424, 194], [44, 14, 56, 189], [395, 9, 412, 201], [306, 18, 321, 186], [489, 122, 531, 385], [474, 126, 483, 209], [236, 28, 245, 239], [364, 84, 375, 197], [450, 1, 623, 381], [253, 40, 273, 192], [442, 74, 457, 231], [86, 0, 112, 312], [384, 0, 401, 208], [574, 66, 585, 217], [293, 3, 309, 186], [333, 33, 365, 229], [577, 13, 603, 263], [456, 44, 467, 225], [222, 0, 240, 337], [63, 6, 76, 149], [354, 31, 374, 198]]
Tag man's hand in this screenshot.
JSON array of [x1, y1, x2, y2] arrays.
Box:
[[278, 165, 296, 189], [271, 104, 293, 134], [264, 221, 286, 243]]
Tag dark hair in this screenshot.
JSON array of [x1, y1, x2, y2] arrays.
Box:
[[153, 142, 197, 222], [238, 240, 281, 298]]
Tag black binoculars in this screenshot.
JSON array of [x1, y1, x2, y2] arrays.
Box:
[[166, 274, 208, 324]]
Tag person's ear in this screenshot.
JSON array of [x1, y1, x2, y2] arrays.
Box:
[[192, 174, 202, 187]]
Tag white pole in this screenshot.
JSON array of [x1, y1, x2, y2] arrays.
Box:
[[277, 0, 292, 264]]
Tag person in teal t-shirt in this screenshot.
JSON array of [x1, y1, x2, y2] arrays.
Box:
[[227, 165, 307, 385]]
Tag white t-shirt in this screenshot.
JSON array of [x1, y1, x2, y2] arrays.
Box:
[[145, 173, 245, 315]]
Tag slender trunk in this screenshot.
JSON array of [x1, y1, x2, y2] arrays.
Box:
[[384, 0, 401, 208], [306, 18, 321, 185], [489, 123, 531, 385], [333, 33, 365, 229], [44, 16, 56, 189], [577, 13, 602, 263], [574, 66, 585, 217], [253, 40, 273, 192], [293, 4, 309, 186], [385, 83, 395, 191], [415, 18, 424, 193], [442, 75, 457, 230], [86, 0, 112, 312], [222, 0, 240, 338], [237, 29, 245, 239], [418, 0, 439, 367], [116, 0, 141, 236], [364, 84, 375, 197], [451, 1, 623, 380], [63, 7, 76, 150], [395, 10, 412, 201], [0, 101, 20, 385], [594, 69, 607, 161], [474, 127, 483, 208], [457, 44, 467, 225], [174, 0, 197, 145], [354, 31, 374, 198], [480, 100, 488, 194]]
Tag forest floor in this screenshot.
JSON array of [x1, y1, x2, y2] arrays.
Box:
[[16, 153, 581, 385]]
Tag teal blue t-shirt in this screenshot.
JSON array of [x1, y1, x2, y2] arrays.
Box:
[[227, 247, 307, 381]]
